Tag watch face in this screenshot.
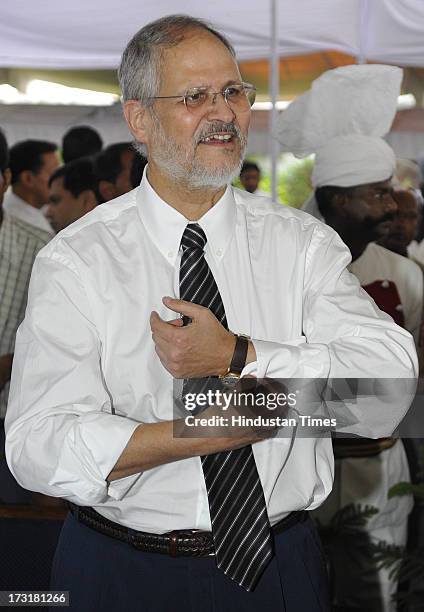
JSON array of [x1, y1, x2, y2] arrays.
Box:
[[220, 375, 240, 389]]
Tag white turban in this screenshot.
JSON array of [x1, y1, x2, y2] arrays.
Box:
[[277, 64, 403, 189]]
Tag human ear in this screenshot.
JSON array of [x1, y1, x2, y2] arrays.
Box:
[[81, 190, 97, 212], [98, 180, 116, 203], [333, 192, 350, 216], [1, 168, 11, 196], [20, 170, 34, 189], [123, 100, 149, 147]]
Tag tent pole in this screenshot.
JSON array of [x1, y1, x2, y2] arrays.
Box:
[[270, 0, 279, 202], [357, 0, 369, 64]]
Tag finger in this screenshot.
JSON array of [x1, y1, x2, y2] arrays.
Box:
[[150, 311, 182, 338], [162, 296, 205, 319], [150, 311, 165, 333], [168, 317, 184, 327]]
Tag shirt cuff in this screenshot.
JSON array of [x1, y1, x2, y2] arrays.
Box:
[[51, 413, 141, 505], [243, 338, 331, 379]]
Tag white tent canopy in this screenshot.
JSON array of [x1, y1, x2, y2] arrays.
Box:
[[1, 0, 423, 196], [1, 0, 424, 69]]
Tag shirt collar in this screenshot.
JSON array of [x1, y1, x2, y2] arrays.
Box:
[[4, 191, 53, 235], [136, 167, 236, 266]]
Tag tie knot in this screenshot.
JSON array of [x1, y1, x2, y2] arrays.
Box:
[[181, 223, 207, 252]]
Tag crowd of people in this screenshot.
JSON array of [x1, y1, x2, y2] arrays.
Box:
[[0, 129, 146, 504], [0, 13, 423, 612]]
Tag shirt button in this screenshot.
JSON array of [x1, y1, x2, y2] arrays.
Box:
[[168, 251, 173, 258], [216, 249, 223, 257]]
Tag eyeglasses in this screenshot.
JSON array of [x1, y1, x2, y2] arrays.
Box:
[[149, 82, 256, 114]]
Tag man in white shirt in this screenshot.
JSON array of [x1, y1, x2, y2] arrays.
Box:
[[5, 16, 417, 612], [0, 137, 58, 503], [46, 157, 98, 233], [4, 139, 59, 235], [0, 139, 59, 420]]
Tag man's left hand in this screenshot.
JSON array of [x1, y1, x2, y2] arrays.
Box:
[[150, 297, 236, 378]]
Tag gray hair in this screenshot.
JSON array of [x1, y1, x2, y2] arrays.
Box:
[[118, 14, 235, 106]]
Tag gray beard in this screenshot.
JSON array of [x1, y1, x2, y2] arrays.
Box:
[[143, 114, 247, 190]]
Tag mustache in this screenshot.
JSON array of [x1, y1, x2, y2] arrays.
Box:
[[196, 122, 245, 144]]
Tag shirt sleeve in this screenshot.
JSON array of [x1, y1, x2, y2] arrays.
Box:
[[5, 250, 142, 505], [403, 258, 423, 346], [243, 227, 418, 438]]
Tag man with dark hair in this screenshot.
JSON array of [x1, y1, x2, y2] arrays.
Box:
[[46, 158, 98, 233], [0, 128, 17, 505], [240, 160, 261, 194], [378, 189, 421, 258], [0, 129, 11, 227], [6, 15, 416, 611], [0, 139, 58, 427], [62, 126, 103, 163], [4, 139, 59, 234], [0, 135, 57, 502], [94, 142, 136, 203]]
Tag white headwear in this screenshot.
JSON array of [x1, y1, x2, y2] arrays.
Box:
[[277, 64, 402, 190]]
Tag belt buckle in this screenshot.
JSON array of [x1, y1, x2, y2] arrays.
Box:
[[166, 530, 215, 558], [168, 531, 179, 557]]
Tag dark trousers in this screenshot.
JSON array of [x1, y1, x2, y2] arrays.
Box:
[[50, 512, 330, 612]]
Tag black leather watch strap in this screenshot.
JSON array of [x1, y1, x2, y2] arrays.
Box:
[[229, 334, 249, 375]]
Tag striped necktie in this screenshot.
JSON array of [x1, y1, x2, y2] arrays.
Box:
[[180, 223, 274, 591]]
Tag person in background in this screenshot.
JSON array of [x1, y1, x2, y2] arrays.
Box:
[[377, 187, 424, 573], [0, 135, 57, 503], [0, 128, 12, 383], [0, 128, 11, 227], [3, 139, 59, 234], [46, 158, 98, 233], [378, 189, 421, 260], [130, 151, 148, 188], [278, 63, 420, 612], [62, 125, 103, 163], [239, 160, 269, 197], [94, 142, 135, 203]]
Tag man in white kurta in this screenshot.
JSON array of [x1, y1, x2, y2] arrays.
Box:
[[278, 63, 419, 611]]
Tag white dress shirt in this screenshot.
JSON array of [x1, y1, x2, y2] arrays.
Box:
[[3, 191, 53, 235], [5, 173, 417, 533]]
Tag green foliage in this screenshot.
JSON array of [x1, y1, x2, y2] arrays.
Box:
[[389, 481, 424, 500], [371, 539, 424, 585], [316, 503, 379, 537], [278, 156, 314, 208], [234, 154, 314, 208]]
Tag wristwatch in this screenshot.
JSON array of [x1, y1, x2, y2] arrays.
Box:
[[220, 333, 250, 387]]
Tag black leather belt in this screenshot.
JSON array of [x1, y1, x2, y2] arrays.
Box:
[[68, 503, 306, 558]]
